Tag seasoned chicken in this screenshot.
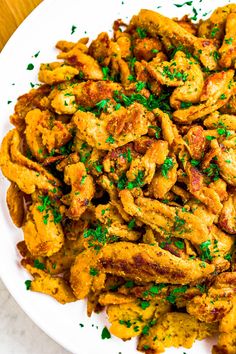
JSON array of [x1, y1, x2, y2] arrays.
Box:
[[99, 242, 215, 284], [23, 202, 64, 257], [62, 162, 95, 220], [25, 109, 72, 160], [173, 70, 235, 124], [6, 182, 25, 228], [130, 9, 218, 70], [38, 62, 79, 84], [73, 103, 151, 150], [219, 13, 236, 68], [0, 130, 61, 194], [138, 312, 217, 354], [219, 194, 236, 234], [120, 191, 210, 246], [25, 264, 76, 304], [50, 80, 121, 114]]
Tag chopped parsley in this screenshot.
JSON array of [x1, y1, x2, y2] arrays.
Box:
[[139, 300, 150, 309], [203, 163, 220, 181], [136, 81, 146, 92], [174, 240, 185, 249], [224, 253, 232, 261], [101, 327, 111, 339], [200, 240, 212, 261], [128, 219, 136, 230], [225, 37, 233, 45], [34, 51, 40, 58], [161, 157, 174, 178], [106, 135, 115, 144], [25, 280, 32, 290], [174, 1, 193, 7], [162, 66, 188, 82], [190, 159, 200, 167], [191, 7, 198, 21], [136, 27, 147, 39], [71, 25, 77, 34], [206, 135, 216, 141], [96, 99, 110, 113], [33, 259, 46, 270], [27, 63, 34, 70], [102, 66, 110, 80], [83, 224, 108, 250], [37, 195, 62, 225], [89, 267, 99, 276], [166, 285, 188, 304], [125, 280, 135, 288], [180, 101, 192, 109], [210, 26, 219, 38]]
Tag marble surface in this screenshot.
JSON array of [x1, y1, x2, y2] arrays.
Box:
[[0, 278, 71, 354]]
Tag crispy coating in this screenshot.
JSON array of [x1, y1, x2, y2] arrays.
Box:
[[62, 162, 95, 220], [0, 130, 61, 194], [130, 9, 218, 70], [73, 103, 150, 150], [99, 242, 215, 284], [138, 312, 218, 353], [23, 202, 64, 257], [6, 182, 25, 228], [38, 62, 79, 84], [25, 264, 76, 304]]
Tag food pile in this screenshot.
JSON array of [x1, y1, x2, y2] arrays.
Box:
[[1, 4, 236, 353]]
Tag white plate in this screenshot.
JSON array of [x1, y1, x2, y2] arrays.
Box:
[[0, 0, 233, 353]]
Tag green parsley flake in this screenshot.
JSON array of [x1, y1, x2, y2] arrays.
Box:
[[128, 219, 136, 230], [136, 81, 146, 92], [200, 240, 212, 261], [101, 326, 111, 339], [71, 25, 77, 34], [106, 135, 115, 144], [125, 280, 135, 288], [166, 285, 188, 304], [206, 136, 216, 141], [225, 37, 233, 44], [34, 51, 40, 58], [180, 101, 192, 109], [174, 240, 185, 249], [25, 280, 32, 290], [140, 300, 150, 309], [102, 66, 110, 80], [174, 1, 193, 7], [27, 63, 34, 70], [136, 27, 147, 39], [210, 26, 219, 38], [90, 267, 99, 276], [34, 259, 45, 270], [161, 157, 174, 178]]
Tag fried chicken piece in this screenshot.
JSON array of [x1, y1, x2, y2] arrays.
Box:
[[204, 111, 236, 131], [99, 242, 215, 284], [185, 125, 207, 160], [57, 45, 103, 80], [219, 13, 236, 68], [130, 9, 218, 70], [62, 162, 95, 220], [0, 130, 61, 194], [126, 140, 169, 185], [107, 300, 170, 340], [120, 190, 210, 246], [187, 272, 236, 323], [38, 62, 79, 84], [88, 32, 120, 66], [149, 156, 178, 199], [138, 312, 217, 354], [198, 4, 236, 40], [70, 248, 105, 299], [25, 264, 76, 304], [95, 203, 140, 241], [25, 109, 72, 160], [133, 37, 162, 61], [212, 299, 236, 354], [146, 51, 204, 109], [99, 293, 135, 306], [10, 85, 51, 131], [73, 103, 150, 151], [173, 70, 235, 124], [219, 194, 236, 234], [211, 139, 236, 186], [6, 182, 25, 228], [23, 202, 64, 257], [50, 80, 121, 114]]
